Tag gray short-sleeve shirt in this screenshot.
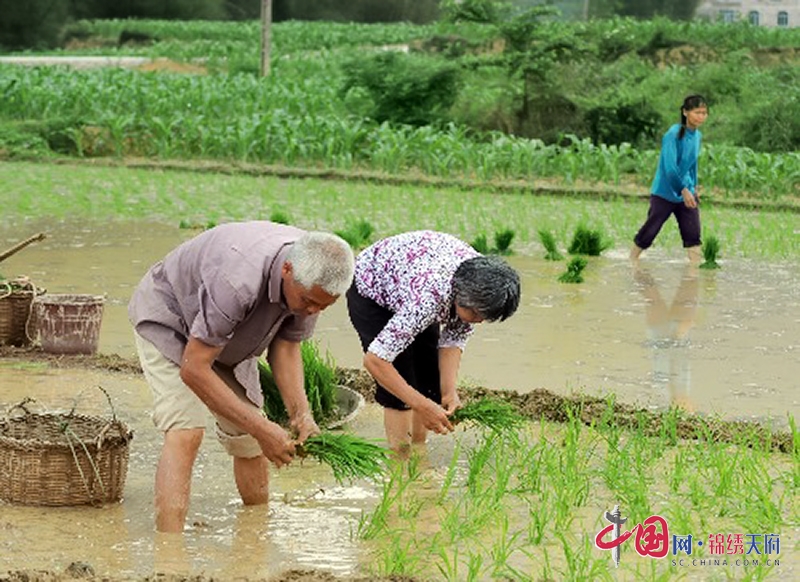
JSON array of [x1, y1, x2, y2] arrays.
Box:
[[128, 221, 317, 407]]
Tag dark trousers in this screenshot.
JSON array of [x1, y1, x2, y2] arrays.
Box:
[[346, 285, 441, 411], [634, 195, 701, 250]]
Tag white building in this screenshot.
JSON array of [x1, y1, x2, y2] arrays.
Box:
[[695, 0, 800, 27]]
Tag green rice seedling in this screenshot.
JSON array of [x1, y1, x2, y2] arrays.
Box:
[[436, 439, 462, 504], [470, 233, 490, 254], [493, 228, 515, 255], [488, 514, 527, 581], [526, 492, 552, 545], [558, 256, 588, 283], [700, 234, 721, 269], [269, 209, 292, 224], [556, 533, 614, 582], [259, 339, 338, 426], [259, 359, 288, 424], [335, 219, 374, 249], [357, 463, 412, 540], [538, 228, 563, 261], [451, 397, 526, 432], [789, 415, 799, 489], [296, 432, 388, 483], [567, 225, 610, 256], [465, 551, 484, 582]]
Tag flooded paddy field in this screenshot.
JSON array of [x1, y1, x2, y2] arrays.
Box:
[[2, 218, 797, 424], [1, 218, 798, 581]]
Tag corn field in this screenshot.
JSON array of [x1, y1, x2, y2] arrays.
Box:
[[1, 18, 798, 201]]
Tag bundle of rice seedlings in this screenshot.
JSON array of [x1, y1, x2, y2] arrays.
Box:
[[260, 340, 338, 426], [493, 228, 515, 255], [296, 432, 389, 483], [538, 228, 563, 261], [700, 235, 721, 270], [269, 209, 292, 225], [451, 397, 526, 432], [335, 219, 374, 249], [558, 256, 588, 283], [471, 233, 490, 254], [568, 225, 610, 256]]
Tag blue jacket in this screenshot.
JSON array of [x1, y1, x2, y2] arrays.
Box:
[[651, 124, 701, 204]]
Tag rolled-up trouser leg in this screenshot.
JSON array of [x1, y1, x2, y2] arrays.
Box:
[[675, 203, 701, 248], [633, 195, 677, 250]]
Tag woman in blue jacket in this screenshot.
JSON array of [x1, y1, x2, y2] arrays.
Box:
[[631, 95, 709, 264]]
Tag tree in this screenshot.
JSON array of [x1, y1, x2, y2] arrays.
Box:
[[442, 0, 586, 138], [0, 0, 70, 49]]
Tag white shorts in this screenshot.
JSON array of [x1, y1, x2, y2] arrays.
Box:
[[134, 332, 263, 458]]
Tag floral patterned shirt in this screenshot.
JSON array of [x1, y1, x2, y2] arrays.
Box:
[[354, 230, 479, 362]]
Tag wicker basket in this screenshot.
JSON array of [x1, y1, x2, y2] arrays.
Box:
[[0, 395, 134, 506], [0, 279, 39, 347]]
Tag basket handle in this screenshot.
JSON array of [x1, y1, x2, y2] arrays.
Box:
[[4, 396, 42, 419], [63, 386, 130, 446], [67, 385, 118, 422]]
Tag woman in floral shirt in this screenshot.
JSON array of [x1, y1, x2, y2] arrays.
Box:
[[346, 230, 520, 454]]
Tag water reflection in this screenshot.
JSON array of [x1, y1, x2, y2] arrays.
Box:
[[635, 265, 699, 412]]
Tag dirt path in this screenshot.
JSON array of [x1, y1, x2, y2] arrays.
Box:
[[2, 346, 795, 453]]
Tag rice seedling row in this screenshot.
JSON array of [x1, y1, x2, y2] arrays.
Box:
[[357, 403, 798, 581], [3, 161, 800, 261]]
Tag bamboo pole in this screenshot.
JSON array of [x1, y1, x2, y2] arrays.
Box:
[[0, 233, 46, 264], [260, 0, 272, 77]]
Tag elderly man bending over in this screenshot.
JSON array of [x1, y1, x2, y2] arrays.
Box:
[[129, 221, 354, 532]]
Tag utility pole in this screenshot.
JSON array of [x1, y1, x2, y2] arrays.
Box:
[[260, 0, 272, 77], [583, 0, 590, 21]]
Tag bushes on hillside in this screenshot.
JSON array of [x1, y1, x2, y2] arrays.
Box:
[[341, 51, 462, 126], [739, 93, 800, 153], [585, 101, 662, 147]]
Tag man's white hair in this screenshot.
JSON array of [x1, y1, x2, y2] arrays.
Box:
[[286, 232, 354, 295]]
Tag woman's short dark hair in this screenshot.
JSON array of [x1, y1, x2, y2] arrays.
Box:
[[452, 256, 520, 322]]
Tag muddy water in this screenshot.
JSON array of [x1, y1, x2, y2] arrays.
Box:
[[1, 218, 799, 578], [2, 219, 798, 424], [0, 365, 392, 578]]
